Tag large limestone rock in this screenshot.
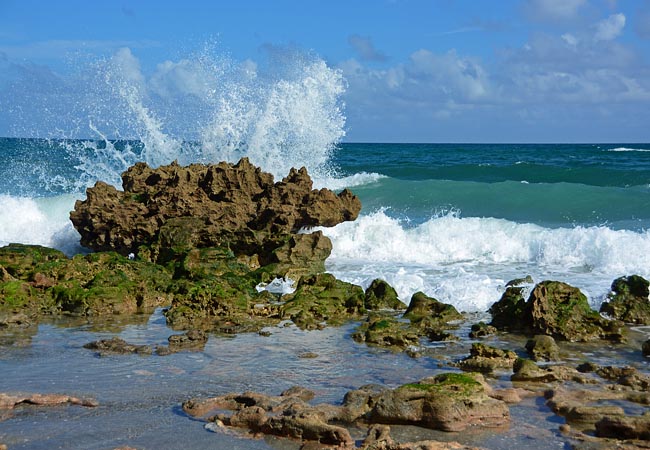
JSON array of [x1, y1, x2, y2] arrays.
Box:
[[70, 158, 361, 270], [345, 372, 510, 432], [490, 280, 623, 342]]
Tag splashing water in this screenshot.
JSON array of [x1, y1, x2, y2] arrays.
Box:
[[55, 46, 347, 190]]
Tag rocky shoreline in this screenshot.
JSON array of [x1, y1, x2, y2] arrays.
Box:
[[1, 159, 649, 449]]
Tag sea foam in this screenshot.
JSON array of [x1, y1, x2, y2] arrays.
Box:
[[318, 210, 650, 311], [0, 194, 83, 256]]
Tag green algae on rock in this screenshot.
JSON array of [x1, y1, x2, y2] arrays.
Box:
[[490, 279, 624, 342], [353, 292, 462, 351], [0, 244, 172, 319], [599, 275, 650, 325]]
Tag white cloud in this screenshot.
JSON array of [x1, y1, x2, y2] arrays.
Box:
[[594, 13, 626, 41], [562, 33, 579, 47], [348, 34, 387, 62], [526, 0, 587, 21]]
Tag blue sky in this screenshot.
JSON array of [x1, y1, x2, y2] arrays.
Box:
[[1, 0, 650, 142]]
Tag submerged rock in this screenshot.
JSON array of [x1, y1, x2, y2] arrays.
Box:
[[83, 337, 153, 356], [599, 275, 650, 325], [0, 392, 98, 410]]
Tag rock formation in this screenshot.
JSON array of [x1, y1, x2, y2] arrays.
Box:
[[70, 158, 361, 271], [599, 275, 650, 325], [490, 279, 624, 342]]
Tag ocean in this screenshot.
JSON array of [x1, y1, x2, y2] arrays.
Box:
[[2, 53, 650, 448], [2, 138, 650, 314]]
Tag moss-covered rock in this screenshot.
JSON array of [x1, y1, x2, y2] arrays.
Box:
[[404, 292, 462, 324], [490, 280, 624, 342], [600, 275, 650, 325], [0, 244, 173, 318], [526, 334, 560, 361], [279, 273, 365, 329], [344, 372, 510, 432], [352, 314, 420, 349], [489, 278, 530, 331], [469, 321, 497, 338], [364, 279, 405, 310], [526, 281, 622, 342]]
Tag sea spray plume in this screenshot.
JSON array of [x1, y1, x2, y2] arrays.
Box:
[[199, 46, 346, 181], [64, 45, 347, 188]]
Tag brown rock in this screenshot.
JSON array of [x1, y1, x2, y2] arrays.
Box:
[[347, 373, 510, 432], [0, 392, 98, 409], [595, 413, 650, 440], [70, 159, 361, 268]]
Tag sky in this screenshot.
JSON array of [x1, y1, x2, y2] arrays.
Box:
[[1, 0, 649, 143]]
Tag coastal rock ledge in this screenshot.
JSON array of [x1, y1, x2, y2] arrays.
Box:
[[70, 158, 361, 268]]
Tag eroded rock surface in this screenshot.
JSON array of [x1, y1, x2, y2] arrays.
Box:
[[184, 373, 508, 447], [70, 158, 361, 270]]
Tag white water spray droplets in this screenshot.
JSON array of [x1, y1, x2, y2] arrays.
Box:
[[70, 46, 347, 188]]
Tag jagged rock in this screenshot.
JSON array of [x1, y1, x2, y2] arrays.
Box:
[[70, 159, 361, 273], [491, 280, 623, 342], [83, 337, 153, 356], [600, 275, 650, 325], [364, 279, 405, 310], [456, 343, 518, 374], [525, 335, 560, 361]]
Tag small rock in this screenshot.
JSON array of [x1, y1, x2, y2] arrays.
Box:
[[83, 337, 152, 356], [525, 335, 560, 361]]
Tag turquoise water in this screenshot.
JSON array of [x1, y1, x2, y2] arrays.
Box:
[[2, 138, 650, 311]]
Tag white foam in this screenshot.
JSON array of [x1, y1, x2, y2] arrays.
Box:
[[314, 172, 386, 190], [607, 147, 650, 152], [317, 210, 650, 311], [0, 194, 84, 256]]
